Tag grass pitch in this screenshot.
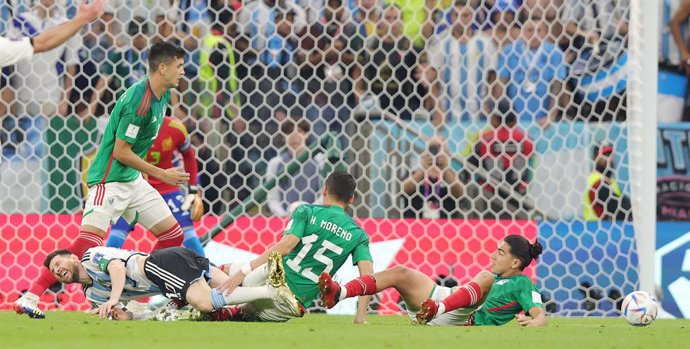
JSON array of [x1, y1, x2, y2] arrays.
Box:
[[1, 311, 688, 349]]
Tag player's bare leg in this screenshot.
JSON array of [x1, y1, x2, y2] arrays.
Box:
[[319, 265, 435, 311]]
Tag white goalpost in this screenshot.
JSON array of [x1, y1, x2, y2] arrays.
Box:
[[628, 0, 657, 295]]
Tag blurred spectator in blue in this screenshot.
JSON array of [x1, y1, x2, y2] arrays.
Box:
[[562, 0, 628, 122], [3, 0, 82, 159], [237, 0, 306, 63], [498, 17, 566, 127], [401, 135, 463, 219], [238, 3, 302, 123], [297, 0, 358, 134], [265, 118, 325, 217], [8, 0, 81, 118], [354, 5, 420, 120], [427, 0, 497, 125], [659, 0, 690, 123]]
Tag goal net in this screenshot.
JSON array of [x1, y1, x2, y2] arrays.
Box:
[[0, 0, 655, 317]]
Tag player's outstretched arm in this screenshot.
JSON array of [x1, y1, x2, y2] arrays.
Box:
[[92, 259, 127, 319], [32, 0, 105, 53], [114, 138, 189, 186], [515, 306, 547, 327], [354, 260, 374, 324]]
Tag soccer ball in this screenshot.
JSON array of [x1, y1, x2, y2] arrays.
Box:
[[621, 291, 658, 326]]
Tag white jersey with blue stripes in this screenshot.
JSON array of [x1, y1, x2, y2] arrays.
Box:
[[428, 31, 497, 122], [81, 247, 161, 306]]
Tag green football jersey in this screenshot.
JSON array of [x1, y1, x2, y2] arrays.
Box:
[[283, 204, 372, 307], [474, 274, 543, 326], [87, 77, 171, 185]]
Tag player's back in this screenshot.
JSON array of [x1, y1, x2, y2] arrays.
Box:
[[283, 204, 371, 307]]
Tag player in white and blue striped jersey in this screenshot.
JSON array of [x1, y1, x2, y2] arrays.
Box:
[[44, 246, 297, 320]]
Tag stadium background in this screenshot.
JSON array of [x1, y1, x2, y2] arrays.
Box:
[[0, 0, 687, 320]]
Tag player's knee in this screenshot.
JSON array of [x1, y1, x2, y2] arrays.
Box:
[[188, 298, 214, 313], [390, 265, 413, 282]]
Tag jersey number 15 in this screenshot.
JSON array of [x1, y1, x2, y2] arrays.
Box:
[[286, 235, 344, 283]]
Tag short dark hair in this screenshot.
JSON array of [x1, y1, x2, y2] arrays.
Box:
[[504, 235, 543, 270], [44, 249, 72, 269], [148, 41, 185, 72], [325, 172, 357, 203]]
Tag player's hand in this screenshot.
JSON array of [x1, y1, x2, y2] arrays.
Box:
[[217, 272, 245, 296], [158, 166, 190, 187], [93, 299, 119, 319], [515, 314, 533, 326], [76, 0, 106, 23], [353, 316, 368, 324], [181, 186, 204, 221]]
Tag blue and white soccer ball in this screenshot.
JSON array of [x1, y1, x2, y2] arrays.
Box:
[[621, 291, 658, 326]]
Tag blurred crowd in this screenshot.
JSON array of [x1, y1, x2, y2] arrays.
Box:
[[0, 0, 658, 220]]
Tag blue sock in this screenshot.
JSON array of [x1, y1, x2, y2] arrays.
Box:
[[106, 229, 128, 248], [183, 228, 205, 257], [210, 288, 226, 309]]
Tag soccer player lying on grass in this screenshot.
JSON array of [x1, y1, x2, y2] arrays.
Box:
[[319, 235, 547, 326], [217, 172, 374, 323], [44, 246, 295, 320]]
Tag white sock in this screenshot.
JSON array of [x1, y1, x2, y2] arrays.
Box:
[[243, 264, 269, 287], [437, 303, 446, 315], [338, 287, 347, 301], [222, 285, 276, 305], [226, 263, 243, 276]]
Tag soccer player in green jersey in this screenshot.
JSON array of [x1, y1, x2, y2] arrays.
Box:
[[319, 235, 547, 326], [15, 42, 190, 319], [217, 172, 374, 323]]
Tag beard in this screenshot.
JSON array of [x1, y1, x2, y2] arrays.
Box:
[[70, 263, 81, 283]]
